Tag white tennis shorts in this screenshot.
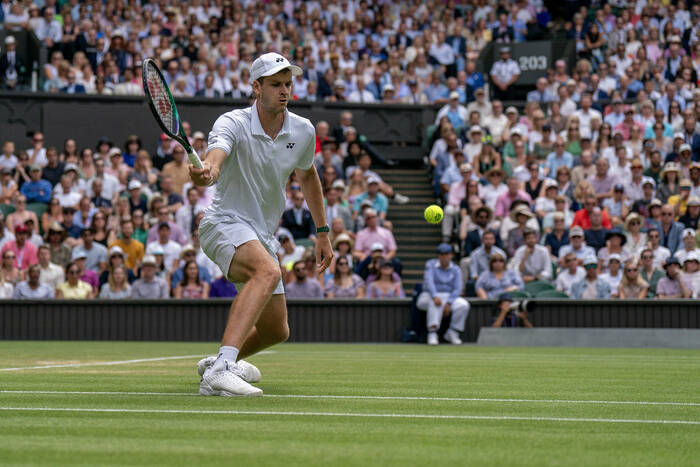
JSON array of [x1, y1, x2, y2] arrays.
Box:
[[199, 215, 285, 295]]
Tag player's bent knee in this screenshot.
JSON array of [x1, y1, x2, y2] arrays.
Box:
[[275, 322, 290, 344], [255, 264, 282, 288]]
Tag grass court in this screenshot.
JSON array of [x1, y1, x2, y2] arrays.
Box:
[[0, 341, 698, 466]]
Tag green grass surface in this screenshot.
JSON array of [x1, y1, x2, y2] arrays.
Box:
[[0, 342, 698, 466]]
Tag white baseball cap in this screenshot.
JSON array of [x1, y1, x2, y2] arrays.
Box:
[[109, 246, 124, 257], [142, 254, 157, 266], [250, 53, 302, 81], [128, 179, 141, 190], [370, 242, 385, 252]]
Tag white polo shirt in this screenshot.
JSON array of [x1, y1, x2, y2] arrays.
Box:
[[206, 102, 315, 247]]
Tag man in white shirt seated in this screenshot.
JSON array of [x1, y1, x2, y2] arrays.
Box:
[[555, 252, 585, 296], [572, 93, 602, 139], [509, 228, 553, 283], [646, 227, 671, 269], [347, 77, 376, 103], [37, 244, 64, 290], [434, 92, 469, 128], [558, 226, 595, 266], [674, 228, 698, 264], [599, 253, 624, 297], [13, 264, 54, 299], [146, 222, 182, 271]]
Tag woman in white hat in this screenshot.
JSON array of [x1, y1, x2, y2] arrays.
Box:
[[680, 253, 700, 298], [623, 213, 647, 258], [331, 232, 354, 274], [506, 205, 535, 257]]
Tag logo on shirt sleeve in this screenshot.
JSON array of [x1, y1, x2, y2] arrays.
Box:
[[286, 143, 296, 149]]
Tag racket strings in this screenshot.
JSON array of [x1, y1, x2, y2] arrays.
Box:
[[146, 65, 176, 134]]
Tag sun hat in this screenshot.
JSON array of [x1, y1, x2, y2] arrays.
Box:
[[333, 233, 353, 249]]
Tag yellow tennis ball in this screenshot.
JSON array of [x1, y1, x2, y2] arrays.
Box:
[[424, 205, 444, 224]]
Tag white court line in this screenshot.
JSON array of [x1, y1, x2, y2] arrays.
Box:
[[0, 407, 698, 425], [0, 351, 276, 372], [1, 390, 698, 407], [0, 355, 203, 372]]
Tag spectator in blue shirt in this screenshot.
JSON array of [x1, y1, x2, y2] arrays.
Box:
[[464, 60, 484, 103], [170, 245, 212, 290], [353, 176, 389, 220], [417, 243, 470, 346], [423, 70, 449, 103], [364, 68, 389, 101], [545, 137, 574, 179], [20, 164, 52, 204]]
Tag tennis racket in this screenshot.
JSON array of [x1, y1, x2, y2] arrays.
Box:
[[142, 58, 203, 168]]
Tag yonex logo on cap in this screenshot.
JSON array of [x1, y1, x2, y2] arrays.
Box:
[[286, 143, 296, 149]]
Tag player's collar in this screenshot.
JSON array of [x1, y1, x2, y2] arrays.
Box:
[[250, 100, 291, 138]]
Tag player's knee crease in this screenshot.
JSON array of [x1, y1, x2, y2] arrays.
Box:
[[255, 265, 281, 288]]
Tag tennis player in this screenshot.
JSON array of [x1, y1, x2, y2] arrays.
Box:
[[190, 53, 333, 396]]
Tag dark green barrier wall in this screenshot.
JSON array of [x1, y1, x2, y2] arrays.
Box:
[[1, 299, 698, 342]]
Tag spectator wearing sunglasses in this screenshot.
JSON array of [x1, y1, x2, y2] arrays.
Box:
[[55, 261, 94, 299], [284, 260, 323, 299], [618, 261, 649, 299], [475, 251, 523, 299], [570, 256, 611, 299]]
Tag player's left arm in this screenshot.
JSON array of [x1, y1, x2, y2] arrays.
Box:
[[296, 164, 333, 272]]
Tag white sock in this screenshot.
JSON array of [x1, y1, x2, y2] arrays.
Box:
[[211, 346, 239, 373]]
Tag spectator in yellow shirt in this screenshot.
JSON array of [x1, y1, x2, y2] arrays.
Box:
[[667, 179, 692, 218], [55, 262, 95, 299], [109, 218, 144, 273]]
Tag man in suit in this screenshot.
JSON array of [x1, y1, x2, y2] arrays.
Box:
[[526, 77, 555, 104], [492, 13, 514, 42], [281, 190, 315, 240], [195, 74, 221, 98], [324, 182, 353, 232], [463, 206, 502, 256], [60, 71, 86, 94], [0, 36, 25, 90], [303, 56, 322, 83], [587, 74, 609, 105], [447, 22, 467, 72]]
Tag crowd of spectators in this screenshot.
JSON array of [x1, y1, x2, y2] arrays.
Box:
[[2, 0, 554, 102], [429, 0, 700, 308], [0, 105, 410, 299], [4, 0, 700, 319]]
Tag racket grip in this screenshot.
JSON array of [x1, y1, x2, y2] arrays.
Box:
[[188, 151, 203, 169]]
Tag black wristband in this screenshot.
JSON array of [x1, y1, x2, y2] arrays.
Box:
[[316, 225, 330, 233]]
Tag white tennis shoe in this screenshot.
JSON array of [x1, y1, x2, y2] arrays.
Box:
[[197, 356, 261, 383], [199, 360, 263, 397], [427, 331, 439, 345], [444, 328, 463, 345]]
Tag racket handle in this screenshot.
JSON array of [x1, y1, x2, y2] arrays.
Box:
[[188, 151, 203, 169]]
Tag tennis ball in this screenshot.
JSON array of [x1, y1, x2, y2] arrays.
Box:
[[424, 205, 444, 224]]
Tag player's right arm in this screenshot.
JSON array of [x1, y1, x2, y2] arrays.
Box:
[[190, 114, 236, 186]]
